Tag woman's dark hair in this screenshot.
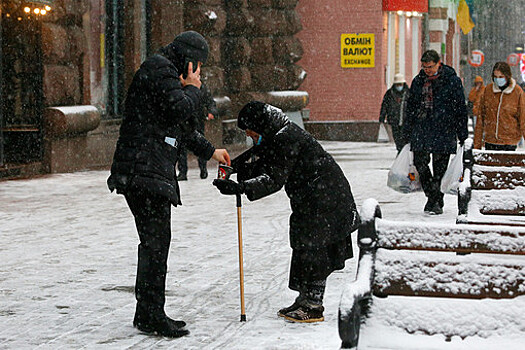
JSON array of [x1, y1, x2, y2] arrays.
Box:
[[492, 62, 512, 80], [421, 50, 441, 63]]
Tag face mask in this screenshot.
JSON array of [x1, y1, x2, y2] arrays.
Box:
[[256, 135, 262, 146], [495, 77, 507, 87], [395, 85, 403, 92]]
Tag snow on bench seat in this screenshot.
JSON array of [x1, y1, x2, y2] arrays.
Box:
[[471, 164, 525, 189], [473, 149, 525, 167], [377, 219, 525, 255], [467, 186, 525, 216], [374, 249, 525, 298], [358, 295, 525, 349]]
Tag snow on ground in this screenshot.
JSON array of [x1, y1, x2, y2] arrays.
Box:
[[0, 141, 523, 349]]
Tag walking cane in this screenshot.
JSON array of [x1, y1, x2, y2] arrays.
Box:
[[236, 193, 247, 322]]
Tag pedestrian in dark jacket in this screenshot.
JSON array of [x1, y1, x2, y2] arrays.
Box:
[[380, 73, 409, 152], [107, 31, 230, 338], [213, 101, 360, 323], [403, 49, 468, 215], [177, 83, 218, 180]]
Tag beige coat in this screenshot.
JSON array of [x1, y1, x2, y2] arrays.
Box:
[[474, 78, 525, 149]]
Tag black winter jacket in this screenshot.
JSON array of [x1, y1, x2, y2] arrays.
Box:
[[107, 53, 215, 205], [404, 64, 468, 154], [192, 83, 218, 133], [379, 84, 409, 126], [233, 105, 360, 250]]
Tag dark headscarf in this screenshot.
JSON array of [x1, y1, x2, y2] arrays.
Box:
[[238, 101, 290, 138]]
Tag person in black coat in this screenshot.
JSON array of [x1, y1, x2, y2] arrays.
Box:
[[403, 50, 468, 215], [380, 73, 409, 152], [213, 101, 360, 323], [176, 83, 218, 180], [107, 31, 230, 338]]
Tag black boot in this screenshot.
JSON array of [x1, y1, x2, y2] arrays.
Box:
[[424, 198, 434, 213], [133, 311, 189, 337]]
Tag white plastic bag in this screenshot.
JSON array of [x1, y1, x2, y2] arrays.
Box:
[[377, 123, 389, 143], [440, 145, 464, 195], [387, 144, 422, 193]]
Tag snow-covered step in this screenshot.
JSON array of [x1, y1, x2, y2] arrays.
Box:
[[376, 219, 525, 255], [373, 249, 525, 298]]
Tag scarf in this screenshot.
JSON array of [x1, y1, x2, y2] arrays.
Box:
[[421, 65, 442, 114]]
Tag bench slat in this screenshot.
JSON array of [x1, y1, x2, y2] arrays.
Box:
[[377, 219, 525, 255], [359, 295, 525, 346], [471, 168, 525, 189], [373, 249, 525, 299], [473, 150, 525, 167]]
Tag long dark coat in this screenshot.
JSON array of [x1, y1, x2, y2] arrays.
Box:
[[379, 83, 409, 126], [404, 64, 468, 154], [107, 48, 215, 205], [233, 103, 360, 287]]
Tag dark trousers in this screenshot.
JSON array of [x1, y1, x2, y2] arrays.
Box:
[[177, 144, 207, 175], [391, 124, 407, 153], [485, 142, 517, 151], [125, 190, 172, 314], [413, 151, 450, 203]]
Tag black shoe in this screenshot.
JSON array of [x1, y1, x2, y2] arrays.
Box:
[[424, 198, 434, 213], [283, 304, 325, 323], [177, 173, 187, 181], [428, 202, 443, 215], [200, 169, 208, 179], [133, 314, 189, 338]]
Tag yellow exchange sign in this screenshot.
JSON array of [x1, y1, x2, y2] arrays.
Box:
[[341, 33, 375, 68]]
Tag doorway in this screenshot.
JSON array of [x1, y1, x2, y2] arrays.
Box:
[[1, 1, 44, 165]]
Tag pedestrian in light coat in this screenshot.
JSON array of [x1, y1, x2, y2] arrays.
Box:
[[213, 101, 360, 323], [403, 50, 468, 215], [474, 62, 525, 151]]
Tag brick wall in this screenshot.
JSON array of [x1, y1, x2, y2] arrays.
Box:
[[296, 0, 385, 121]]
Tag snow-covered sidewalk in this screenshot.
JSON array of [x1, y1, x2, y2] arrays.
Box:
[[0, 141, 521, 349]]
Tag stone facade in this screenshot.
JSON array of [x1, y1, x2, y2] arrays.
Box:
[[183, 0, 307, 116], [2, 0, 308, 178], [41, 0, 89, 107]]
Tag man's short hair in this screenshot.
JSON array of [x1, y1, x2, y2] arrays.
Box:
[[421, 50, 441, 63]]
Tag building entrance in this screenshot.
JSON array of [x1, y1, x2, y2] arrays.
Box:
[[1, 1, 44, 165]]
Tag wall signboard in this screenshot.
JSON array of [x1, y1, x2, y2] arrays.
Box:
[[341, 33, 375, 68]]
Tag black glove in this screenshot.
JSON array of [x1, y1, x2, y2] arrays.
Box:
[[459, 139, 465, 146], [213, 179, 245, 195]]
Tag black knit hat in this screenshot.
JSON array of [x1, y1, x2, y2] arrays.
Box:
[[172, 31, 209, 64]]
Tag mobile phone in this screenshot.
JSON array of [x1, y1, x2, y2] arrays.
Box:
[[183, 58, 199, 79]]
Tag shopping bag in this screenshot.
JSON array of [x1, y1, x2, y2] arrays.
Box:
[[387, 144, 422, 193], [377, 123, 389, 143], [440, 145, 464, 195]]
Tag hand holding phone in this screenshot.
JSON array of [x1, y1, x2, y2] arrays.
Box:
[[180, 60, 202, 89]]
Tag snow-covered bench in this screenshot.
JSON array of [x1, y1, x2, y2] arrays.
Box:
[[338, 198, 525, 349], [457, 142, 525, 226]]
